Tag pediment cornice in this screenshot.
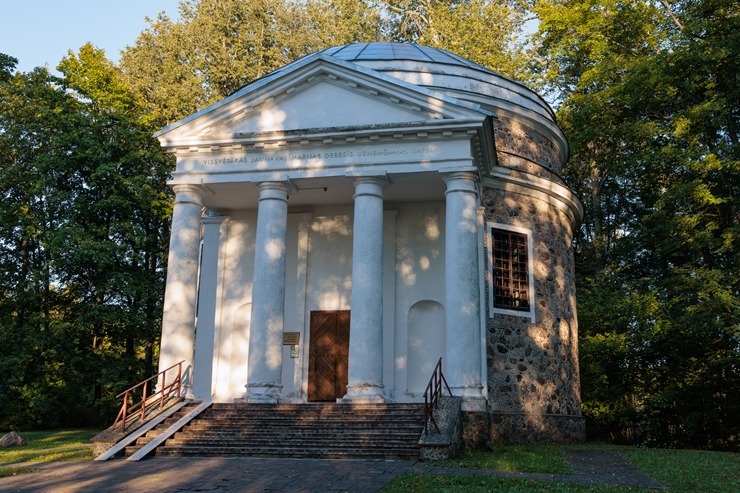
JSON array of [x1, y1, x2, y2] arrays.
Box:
[[155, 54, 492, 148]]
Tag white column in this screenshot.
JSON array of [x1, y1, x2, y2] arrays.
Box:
[[192, 212, 229, 400], [159, 184, 204, 393], [344, 176, 386, 403], [443, 171, 486, 409], [245, 181, 290, 403]]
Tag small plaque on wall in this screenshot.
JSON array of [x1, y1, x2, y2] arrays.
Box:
[[283, 332, 300, 345]]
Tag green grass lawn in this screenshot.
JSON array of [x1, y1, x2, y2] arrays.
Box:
[[431, 444, 572, 474], [381, 443, 740, 493], [621, 447, 739, 493], [0, 429, 98, 477]]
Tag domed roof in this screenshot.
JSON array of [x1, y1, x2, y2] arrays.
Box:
[[320, 43, 497, 75], [316, 42, 555, 123], [236, 42, 555, 125]]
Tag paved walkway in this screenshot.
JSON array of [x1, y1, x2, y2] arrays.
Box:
[[0, 451, 664, 492]]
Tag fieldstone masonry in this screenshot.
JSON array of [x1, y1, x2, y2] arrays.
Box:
[[481, 103, 585, 443], [493, 116, 563, 177]]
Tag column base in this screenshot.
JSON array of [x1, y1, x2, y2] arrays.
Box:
[[244, 383, 282, 404], [342, 384, 386, 403], [449, 386, 487, 412]]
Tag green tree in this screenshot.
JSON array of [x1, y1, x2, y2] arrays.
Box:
[[305, 0, 389, 47], [120, 0, 387, 126], [0, 64, 79, 427], [535, 0, 739, 449], [0, 53, 17, 80], [384, 0, 533, 79], [0, 45, 172, 429], [118, 12, 205, 127], [55, 44, 174, 421]]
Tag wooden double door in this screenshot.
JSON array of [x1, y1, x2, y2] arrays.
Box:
[[307, 310, 350, 402]]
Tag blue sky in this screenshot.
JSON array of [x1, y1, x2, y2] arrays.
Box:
[[1, 0, 182, 73]]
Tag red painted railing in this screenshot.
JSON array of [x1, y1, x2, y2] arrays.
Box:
[[423, 357, 452, 434], [113, 361, 184, 432]]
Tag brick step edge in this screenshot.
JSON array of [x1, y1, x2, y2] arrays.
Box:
[[169, 429, 423, 438], [198, 414, 424, 421], [164, 439, 420, 448], [153, 447, 419, 459], [187, 423, 423, 429]]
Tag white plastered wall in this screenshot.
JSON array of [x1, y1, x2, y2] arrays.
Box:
[[392, 202, 446, 400], [209, 201, 449, 403], [212, 210, 257, 401]]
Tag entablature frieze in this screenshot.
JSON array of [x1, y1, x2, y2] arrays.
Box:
[[166, 119, 486, 155], [169, 122, 493, 182]]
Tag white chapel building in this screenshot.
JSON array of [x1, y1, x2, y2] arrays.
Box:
[[155, 43, 585, 443]]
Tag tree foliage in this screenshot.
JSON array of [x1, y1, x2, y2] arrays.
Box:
[[0, 46, 172, 429], [383, 0, 533, 80], [536, 0, 739, 449], [119, 0, 532, 127], [119, 0, 388, 126]]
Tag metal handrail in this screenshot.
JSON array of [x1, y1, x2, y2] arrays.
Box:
[[423, 357, 452, 434], [112, 361, 184, 432]]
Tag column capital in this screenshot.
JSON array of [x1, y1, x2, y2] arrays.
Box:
[[443, 172, 479, 200], [353, 176, 387, 200], [171, 184, 206, 204], [257, 181, 291, 203], [352, 175, 389, 186], [443, 170, 478, 185]]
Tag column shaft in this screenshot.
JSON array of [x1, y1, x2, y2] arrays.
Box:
[[443, 172, 485, 407], [159, 184, 204, 392], [246, 182, 290, 403], [192, 213, 229, 400], [344, 176, 386, 403]]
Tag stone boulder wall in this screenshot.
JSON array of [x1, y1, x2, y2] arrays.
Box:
[[482, 186, 585, 443], [493, 116, 565, 181]]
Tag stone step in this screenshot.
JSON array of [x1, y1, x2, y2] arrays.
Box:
[[172, 429, 421, 438], [211, 403, 422, 409], [200, 411, 425, 420], [155, 445, 420, 460], [170, 434, 421, 446], [200, 408, 424, 414], [190, 413, 423, 422], [193, 416, 424, 424], [166, 440, 417, 448], [120, 403, 202, 457], [191, 415, 424, 428], [181, 422, 423, 431], [140, 402, 425, 460]]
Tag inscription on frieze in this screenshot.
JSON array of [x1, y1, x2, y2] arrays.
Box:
[[199, 145, 440, 167]]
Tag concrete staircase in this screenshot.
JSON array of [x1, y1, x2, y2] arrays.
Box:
[[124, 402, 425, 460], [119, 401, 203, 458]]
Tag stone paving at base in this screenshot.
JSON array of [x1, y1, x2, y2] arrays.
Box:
[[0, 450, 664, 492]]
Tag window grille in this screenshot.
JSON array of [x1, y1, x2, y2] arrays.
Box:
[[491, 229, 530, 311]]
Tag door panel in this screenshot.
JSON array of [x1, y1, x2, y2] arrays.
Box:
[[334, 311, 350, 398], [308, 310, 350, 402]]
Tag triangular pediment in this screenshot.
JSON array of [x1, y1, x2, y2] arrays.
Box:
[[226, 79, 429, 134], [155, 55, 489, 146]]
